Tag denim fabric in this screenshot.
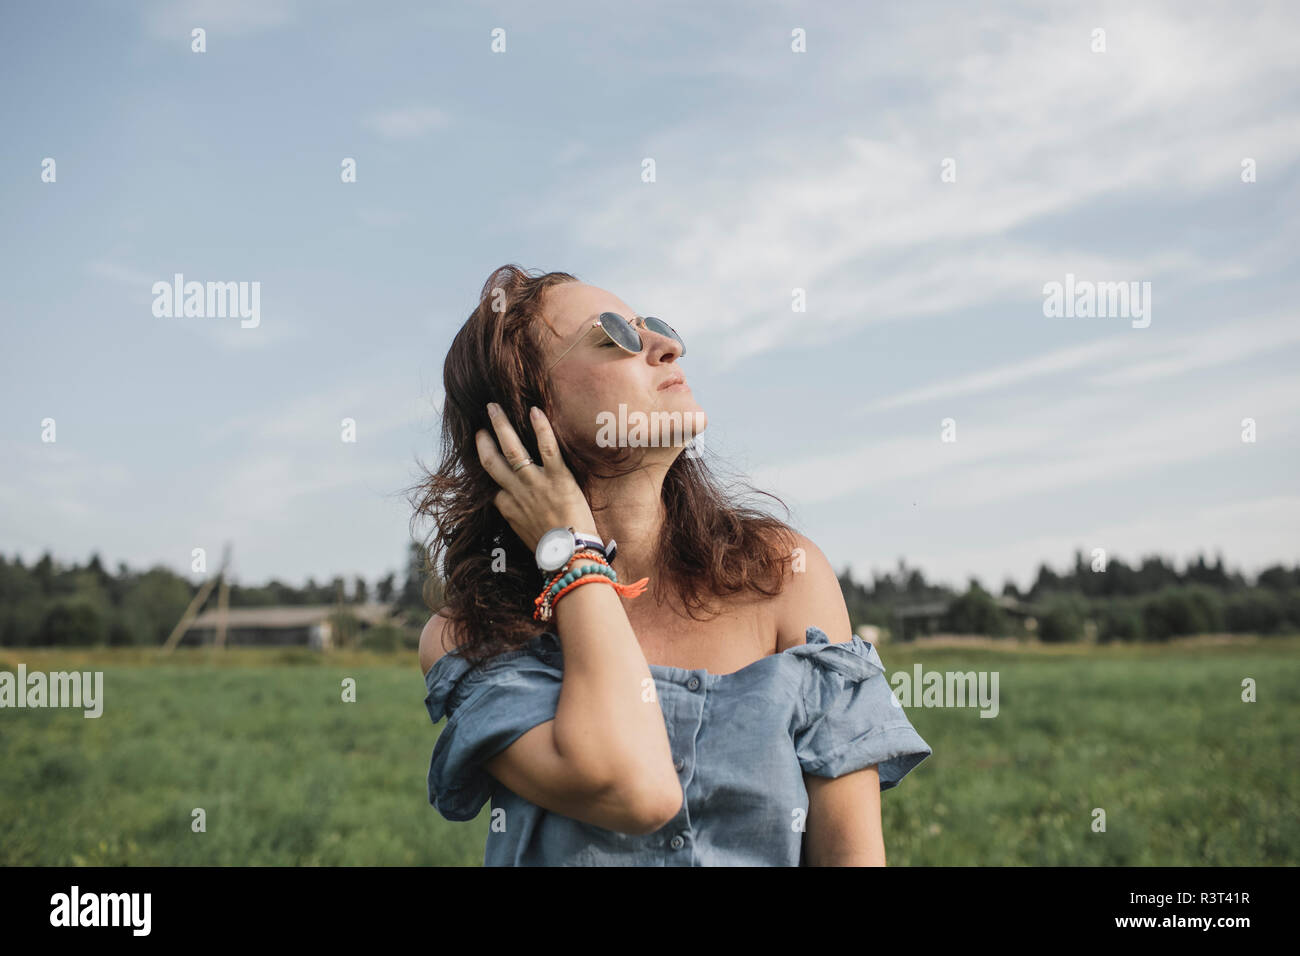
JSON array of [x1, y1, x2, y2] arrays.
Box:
[[422, 625, 932, 866]]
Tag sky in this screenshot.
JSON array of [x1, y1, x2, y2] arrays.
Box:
[[1, 0, 1298, 595]]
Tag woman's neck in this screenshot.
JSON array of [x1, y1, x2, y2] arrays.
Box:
[[588, 462, 670, 588]]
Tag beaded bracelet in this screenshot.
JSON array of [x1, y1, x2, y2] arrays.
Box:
[[547, 560, 615, 590], [536, 574, 609, 621], [537, 548, 609, 595], [534, 555, 613, 622], [533, 551, 609, 621], [532, 550, 649, 621]]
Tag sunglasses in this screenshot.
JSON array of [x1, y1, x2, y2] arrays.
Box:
[[547, 312, 686, 372]]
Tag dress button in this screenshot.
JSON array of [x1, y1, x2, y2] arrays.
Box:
[[673, 756, 685, 772], [669, 834, 685, 850], [686, 676, 701, 691]]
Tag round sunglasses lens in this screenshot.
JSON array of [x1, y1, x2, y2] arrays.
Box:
[[599, 312, 642, 351], [643, 317, 685, 355]]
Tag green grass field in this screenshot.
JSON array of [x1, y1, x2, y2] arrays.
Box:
[[1, 638, 1296, 865]]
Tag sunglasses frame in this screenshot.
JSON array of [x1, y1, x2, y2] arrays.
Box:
[[546, 311, 685, 371]]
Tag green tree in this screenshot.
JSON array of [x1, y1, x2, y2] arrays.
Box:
[[944, 581, 1009, 636], [1222, 590, 1284, 635], [1096, 602, 1145, 643], [1038, 595, 1087, 643], [118, 569, 195, 645], [1141, 587, 1216, 641], [39, 598, 108, 646]]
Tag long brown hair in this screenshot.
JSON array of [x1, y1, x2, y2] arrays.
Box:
[[405, 263, 798, 669]]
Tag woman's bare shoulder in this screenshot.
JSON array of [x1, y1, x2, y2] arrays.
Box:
[[419, 612, 459, 675], [771, 530, 854, 652]]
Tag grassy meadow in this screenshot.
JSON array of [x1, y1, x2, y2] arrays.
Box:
[[1, 637, 1296, 865]]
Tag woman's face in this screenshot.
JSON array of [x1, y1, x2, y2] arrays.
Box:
[[540, 282, 706, 459]]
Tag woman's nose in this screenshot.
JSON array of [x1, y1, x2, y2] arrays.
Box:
[[649, 333, 682, 361], [633, 315, 682, 359]]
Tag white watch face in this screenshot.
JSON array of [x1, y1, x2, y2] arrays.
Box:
[[537, 529, 573, 570]]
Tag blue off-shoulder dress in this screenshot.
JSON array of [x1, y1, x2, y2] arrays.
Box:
[[421, 625, 932, 866]]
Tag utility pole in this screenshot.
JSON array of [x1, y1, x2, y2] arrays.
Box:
[[160, 543, 232, 654]]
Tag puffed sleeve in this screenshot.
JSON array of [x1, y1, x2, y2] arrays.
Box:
[[422, 634, 563, 821], [789, 626, 932, 789]]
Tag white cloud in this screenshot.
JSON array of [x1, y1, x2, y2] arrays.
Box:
[[858, 310, 1300, 413], [143, 0, 297, 40], [356, 207, 410, 228], [754, 370, 1299, 509], [200, 378, 436, 448], [1086, 312, 1300, 387], [553, 141, 589, 165], [87, 260, 157, 287], [86, 259, 300, 352], [0, 441, 137, 546], [363, 106, 449, 141], [517, 2, 1300, 369]]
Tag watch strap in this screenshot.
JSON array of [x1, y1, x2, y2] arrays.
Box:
[[572, 531, 616, 564]]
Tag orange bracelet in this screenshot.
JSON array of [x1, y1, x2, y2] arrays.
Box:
[[532, 551, 649, 621]]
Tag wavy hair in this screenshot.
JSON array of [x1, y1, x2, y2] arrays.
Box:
[[405, 263, 798, 670]]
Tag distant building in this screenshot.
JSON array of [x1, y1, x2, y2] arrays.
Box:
[[892, 595, 1038, 641], [891, 600, 951, 641], [180, 603, 395, 649]]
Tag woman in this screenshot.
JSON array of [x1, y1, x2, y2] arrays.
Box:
[[409, 263, 931, 866]]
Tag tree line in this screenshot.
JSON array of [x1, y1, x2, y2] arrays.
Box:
[[2, 544, 1295, 647], [0, 542, 438, 647], [840, 550, 1300, 642]]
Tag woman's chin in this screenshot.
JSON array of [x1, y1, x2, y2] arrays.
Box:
[[588, 400, 706, 452], [658, 389, 703, 414]]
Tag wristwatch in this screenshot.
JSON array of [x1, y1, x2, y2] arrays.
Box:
[[535, 526, 617, 573]]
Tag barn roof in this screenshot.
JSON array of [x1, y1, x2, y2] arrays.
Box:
[[187, 603, 395, 629]]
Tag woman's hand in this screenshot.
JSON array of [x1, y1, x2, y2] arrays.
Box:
[[476, 402, 599, 553]]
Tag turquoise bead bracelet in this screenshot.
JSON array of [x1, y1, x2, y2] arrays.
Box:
[[545, 563, 618, 599]]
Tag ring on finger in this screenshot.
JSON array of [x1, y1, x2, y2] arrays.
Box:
[[510, 458, 536, 472]]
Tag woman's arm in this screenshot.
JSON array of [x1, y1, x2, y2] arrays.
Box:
[[774, 531, 888, 865], [421, 610, 680, 834], [440, 404, 682, 833], [804, 767, 886, 865]]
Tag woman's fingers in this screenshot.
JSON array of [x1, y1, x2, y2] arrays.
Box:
[[479, 403, 536, 486], [476, 402, 596, 549], [475, 428, 512, 488], [529, 406, 561, 466], [487, 403, 530, 461]]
